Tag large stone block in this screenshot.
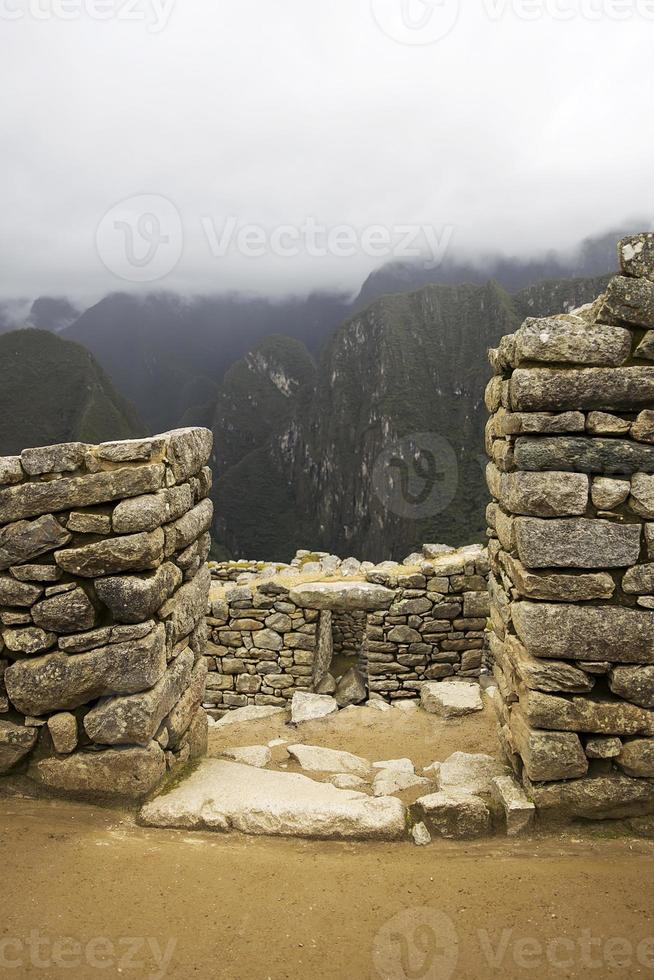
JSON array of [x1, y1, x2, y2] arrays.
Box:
[[503, 634, 595, 694], [165, 657, 208, 748], [157, 565, 210, 645], [609, 666, 654, 709], [498, 411, 586, 435], [512, 602, 654, 663], [288, 582, 394, 611], [617, 739, 654, 777], [514, 436, 654, 474], [524, 772, 654, 820], [514, 518, 641, 569], [0, 515, 71, 571], [21, 442, 88, 476], [28, 741, 166, 801], [499, 471, 589, 517], [0, 456, 23, 486], [0, 464, 165, 524], [4, 623, 167, 715], [600, 275, 654, 327], [513, 317, 631, 367], [510, 367, 654, 413], [501, 554, 615, 602], [509, 710, 588, 782], [630, 474, 654, 518], [111, 484, 193, 534], [84, 649, 194, 746], [163, 497, 213, 557], [55, 529, 164, 578], [619, 233, 654, 281], [31, 587, 96, 633], [0, 576, 42, 607], [521, 689, 654, 736], [164, 428, 213, 481], [94, 562, 182, 624], [0, 720, 37, 774]]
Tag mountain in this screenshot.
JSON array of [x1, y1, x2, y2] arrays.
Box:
[[63, 291, 350, 433], [0, 329, 144, 456], [209, 274, 608, 563]]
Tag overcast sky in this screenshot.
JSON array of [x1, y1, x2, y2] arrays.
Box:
[[1, 0, 652, 302]]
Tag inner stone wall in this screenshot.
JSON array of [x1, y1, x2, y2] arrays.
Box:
[[486, 233, 654, 821], [0, 427, 213, 801]]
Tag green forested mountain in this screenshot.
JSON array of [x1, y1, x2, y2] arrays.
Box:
[[0, 329, 144, 455], [210, 275, 607, 563]]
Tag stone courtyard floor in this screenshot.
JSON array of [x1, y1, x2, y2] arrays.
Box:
[[1, 795, 653, 979]]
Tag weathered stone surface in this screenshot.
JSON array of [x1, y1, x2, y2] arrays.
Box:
[[387, 625, 421, 643], [421, 681, 483, 718], [157, 565, 210, 644], [521, 689, 654, 736], [514, 518, 641, 569], [221, 745, 272, 768], [0, 515, 71, 571], [510, 367, 654, 413], [635, 331, 654, 360], [96, 437, 166, 463], [631, 411, 654, 445], [47, 713, 78, 754], [31, 587, 96, 633], [417, 792, 491, 839], [513, 317, 631, 367], [499, 411, 586, 435], [30, 742, 166, 801], [95, 562, 182, 624], [213, 705, 286, 726], [500, 471, 589, 517], [630, 474, 654, 518], [524, 772, 654, 820], [5, 623, 167, 715], [177, 705, 208, 761], [617, 739, 654, 777], [619, 233, 654, 281], [163, 497, 213, 556], [586, 411, 632, 436], [591, 477, 630, 510], [291, 691, 338, 724], [164, 428, 213, 481], [437, 752, 508, 798], [287, 744, 372, 777], [585, 736, 622, 759], [510, 710, 588, 781], [372, 768, 428, 797], [55, 529, 164, 578], [165, 657, 208, 747], [623, 563, 654, 594], [289, 581, 394, 612], [513, 601, 654, 664], [491, 775, 535, 835], [335, 667, 367, 707], [0, 464, 165, 524], [0, 456, 23, 486], [515, 436, 654, 474], [0, 720, 37, 774], [0, 576, 42, 607], [67, 512, 112, 534], [139, 760, 406, 840], [58, 620, 154, 653], [609, 666, 654, 708], [501, 554, 615, 602], [2, 626, 56, 656], [112, 484, 194, 534], [252, 628, 283, 651], [9, 564, 61, 583], [503, 634, 595, 693], [21, 442, 87, 476], [84, 649, 194, 746], [600, 275, 654, 327]]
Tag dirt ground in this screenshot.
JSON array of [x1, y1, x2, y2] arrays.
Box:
[[2, 703, 654, 979]]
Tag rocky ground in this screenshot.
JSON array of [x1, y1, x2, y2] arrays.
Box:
[[1, 796, 653, 979]]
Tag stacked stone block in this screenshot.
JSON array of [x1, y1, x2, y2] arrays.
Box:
[[486, 233, 654, 820], [0, 428, 213, 801]]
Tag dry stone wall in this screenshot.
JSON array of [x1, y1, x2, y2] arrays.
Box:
[[0, 428, 213, 801], [486, 233, 654, 821], [206, 544, 490, 712]]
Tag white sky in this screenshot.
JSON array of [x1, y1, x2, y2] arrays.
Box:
[[1, 0, 652, 300]]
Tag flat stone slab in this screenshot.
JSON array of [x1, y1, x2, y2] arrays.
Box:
[[421, 681, 483, 718], [438, 752, 509, 797], [288, 581, 394, 611], [290, 691, 339, 723], [288, 743, 372, 777], [221, 746, 272, 768], [213, 706, 287, 727], [139, 760, 406, 840]]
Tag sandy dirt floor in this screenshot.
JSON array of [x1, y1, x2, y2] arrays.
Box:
[[2, 703, 654, 979]]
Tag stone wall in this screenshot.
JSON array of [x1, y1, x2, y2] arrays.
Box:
[[486, 232, 654, 821], [206, 543, 490, 713], [0, 428, 213, 801]]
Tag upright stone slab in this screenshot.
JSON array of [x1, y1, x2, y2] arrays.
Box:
[[0, 428, 213, 801], [486, 235, 654, 822]]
